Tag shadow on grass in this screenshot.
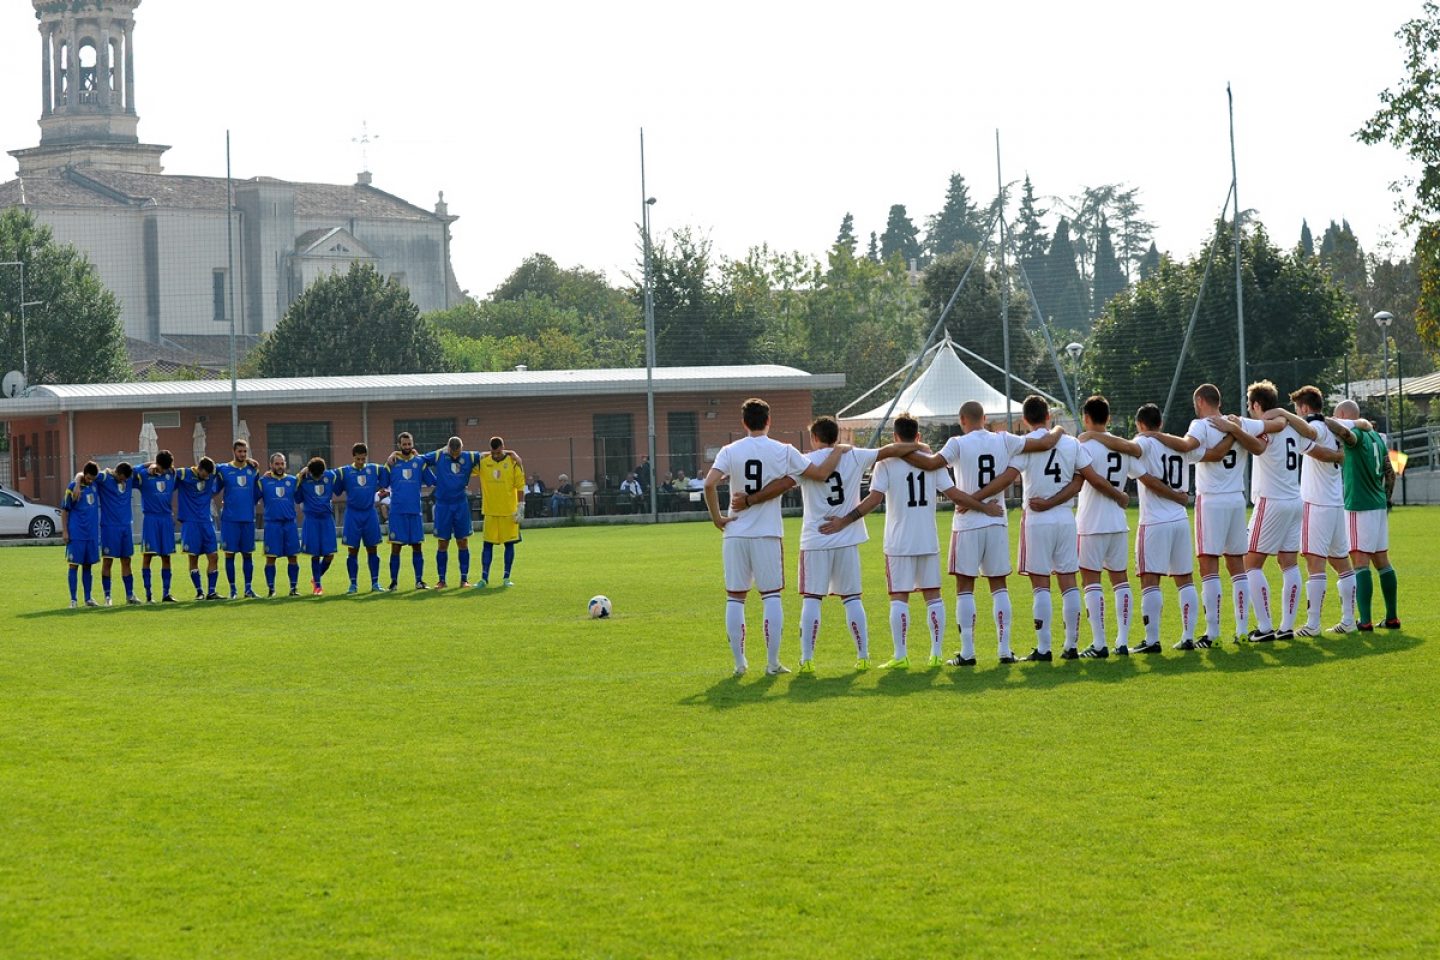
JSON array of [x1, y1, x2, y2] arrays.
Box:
[[14, 583, 508, 621], [678, 630, 1424, 710]]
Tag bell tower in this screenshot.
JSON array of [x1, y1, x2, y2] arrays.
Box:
[[10, 0, 169, 176]]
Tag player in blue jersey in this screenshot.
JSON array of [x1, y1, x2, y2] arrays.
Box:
[[383, 432, 433, 591], [62, 461, 102, 608], [215, 440, 262, 599], [133, 450, 179, 602], [90, 461, 140, 606], [298, 457, 339, 596], [419, 436, 482, 589], [258, 453, 301, 597], [176, 457, 223, 599], [335, 442, 389, 594]]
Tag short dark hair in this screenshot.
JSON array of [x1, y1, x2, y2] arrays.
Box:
[[307, 457, 327, 477], [1247, 379, 1280, 412], [959, 400, 985, 425], [809, 415, 839, 445], [82, 460, 99, 477], [447, 436, 462, 450], [233, 439, 248, 451], [198, 456, 215, 473], [741, 398, 770, 431], [352, 442, 368, 456], [1135, 403, 1163, 430], [490, 436, 504, 450], [397, 431, 414, 443], [1194, 383, 1222, 408], [894, 412, 919, 442], [114, 462, 133, 479], [1289, 384, 1324, 412], [1083, 395, 1110, 425], [1021, 395, 1049, 427], [155, 450, 174, 470]]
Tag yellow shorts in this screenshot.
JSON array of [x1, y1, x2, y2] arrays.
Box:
[[483, 514, 521, 544]]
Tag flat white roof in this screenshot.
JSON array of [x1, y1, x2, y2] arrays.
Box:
[[0, 365, 845, 416]]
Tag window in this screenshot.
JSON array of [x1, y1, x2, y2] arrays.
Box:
[[592, 413, 634, 491], [667, 411, 698, 478], [267, 422, 331, 468], [0, 491, 19, 508], [213, 269, 227, 322], [142, 410, 181, 430], [393, 418, 456, 455]]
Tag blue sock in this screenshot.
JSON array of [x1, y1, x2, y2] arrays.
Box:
[[390, 553, 401, 585], [288, 561, 299, 590], [503, 543, 515, 578], [368, 551, 380, 584], [265, 564, 276, 592], [82, 567, 94, 601], [225, 555, 236, 592], [437, 551, 449, 583], [310, 556, 320, 584], [161, 567, 172, 597], [142, 567, 153, 600], [191, 569, 203, 594], [68, 567, 78, 601], [458, 548, 470, 583], [207, 569, 218, 594], [481, 542, 494, 580], [347, 554, 359, 585], [319, 555, 333, 577], [242, 555, 254, 590], [412, 550, 424, 583], [122, 574, 134, 600], [102, 575, 112, 599]]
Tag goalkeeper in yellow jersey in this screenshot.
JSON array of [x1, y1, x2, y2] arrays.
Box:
[[476, 436, 526, 588]]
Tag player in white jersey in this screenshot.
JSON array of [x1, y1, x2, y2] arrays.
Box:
[[1073, 396, 1141, 657], [819, 413, 998, 669], [1210, 379, 1317, 642], [1008, 395, 1131, 661], [906, 400, 1063, 665], [732, 415, 921, 673], [703, 398, 846, 677], [1280, 385, 1355, 637]]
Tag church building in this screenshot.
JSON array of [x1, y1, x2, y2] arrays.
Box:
[[0, 0, 463, 368]]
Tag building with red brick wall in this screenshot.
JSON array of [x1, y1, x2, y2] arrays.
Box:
[[2, 366, 843, 507]]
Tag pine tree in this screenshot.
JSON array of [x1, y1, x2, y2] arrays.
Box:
[[834, 213, 857, 256], [879, 205, 921, 265], [1091, 218, 1128, 317], [867, 232, 880, 263], [1318, 220, 1368, 302], [1139, 242, 1161, 280], [1300, 220, 1315, 257], [925, 173, 983, 259], [1043, 218, 1090, 335], [1013, 175, 1049, 264]]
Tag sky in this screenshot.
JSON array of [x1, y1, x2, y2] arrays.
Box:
[[0, 0, 1424, 298]]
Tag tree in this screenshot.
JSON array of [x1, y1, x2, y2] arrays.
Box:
[[250, 261, 447, 377], [635, 226, 756, 366], [925, 173, 984, 259], [919, 248, 1040, 397], [0, 208, 130, 385], [1091, 218, 1128, 317], [1139, 242, 1162, 280], [1013, 175, 1049, 264], [1037, 218, 1090, 335], [1300, 220, 1316, 257], [866, 232, 880, 263], [834, 213, 857, 257], [879, 205, 921, 265]]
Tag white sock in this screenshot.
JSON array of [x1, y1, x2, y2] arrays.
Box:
[[1032, 587, 1053, 654], [889, 599, 909, 658], [1247, 568, 1273, 632], [957, 592, 976, 659], [1232, 575, 1249, 638], [1337, 570, 1356, 628], [844, 596, 870, 659], [1178, 583, 1199, 640], [1061, 587, 1082, 651], [1202, 574, 1223, 639], [762, 592, 784, 668], [927, 599, 946, 657], [1142, 587, 1162, 645], [725, 599, 746, 670], [1305, 574, 1326, 632], [800, 596, 822, 662], [1084, 584, 1106, 649], [1280, 565, 1302, 631], [1114, 582, 1133, 647], [993, 588, 1013, 657]]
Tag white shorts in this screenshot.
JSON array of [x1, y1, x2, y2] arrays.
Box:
[[723, 537, 784, 593], [1078, 532, 1128, 572], [1346, 509, 1389, 555], [885, 553, 941, 593], [1018, 515, 1079, 576], [1136, 519, 1194, 577], [947, 526, 1011, 578], [1195, 493, 1248, 557], [1247, 497, 1301, 555], [798, 545, 862, 597], [1301, 503, 1348, 558]]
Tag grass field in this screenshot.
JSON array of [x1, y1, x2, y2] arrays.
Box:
[[2, 507, 1437, 959]]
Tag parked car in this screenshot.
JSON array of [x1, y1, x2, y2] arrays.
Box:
[[0, 484, 63, 538]]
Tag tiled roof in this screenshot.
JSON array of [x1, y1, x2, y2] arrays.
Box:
[[0, 175, 128, 208]]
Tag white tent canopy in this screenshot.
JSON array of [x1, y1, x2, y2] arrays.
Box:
[[838, 336, 1027, 430]]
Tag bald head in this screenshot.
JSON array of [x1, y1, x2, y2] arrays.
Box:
[[959, 400, 986, 427], [1335, 399, 1360, 419]]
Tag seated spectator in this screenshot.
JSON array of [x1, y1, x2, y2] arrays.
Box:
[[526, 473, 547, 495], [661, 471, 676, 492], [673, 469, 689, 491], [620, 473, 642, 497], [550, 474, 576, 517], [686, 473, 705, 491]]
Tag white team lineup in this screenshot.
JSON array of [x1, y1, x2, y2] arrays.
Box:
[[704, 384, 1401, 678]]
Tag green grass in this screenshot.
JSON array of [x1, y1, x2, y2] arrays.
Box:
[[1, 508, 1437, 959]]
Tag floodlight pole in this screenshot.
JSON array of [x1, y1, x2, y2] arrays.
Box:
[[1, 260, 28, 382], [641, 129, 658, 520], [1229, 84, 1247, 413], [226, 130, 239, 440], [996, 129, 1012, 429]]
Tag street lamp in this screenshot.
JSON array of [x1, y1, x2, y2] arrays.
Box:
[[1065, 341, 1084, 416], [640, 127, 659, 519], [1374, 310, 1394, 442]]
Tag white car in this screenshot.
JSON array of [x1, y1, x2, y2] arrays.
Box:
[[0, 484, 63, 538]]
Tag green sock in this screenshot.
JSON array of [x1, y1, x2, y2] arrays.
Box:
[[1378, 566, 1398, 622], [1355, 567, 1374, 624]]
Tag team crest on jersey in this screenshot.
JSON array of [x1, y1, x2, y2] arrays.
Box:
[[492, 469, 500, 479], [357, 476, 367, 487], [314, 484, 324, 496], [117, 482, 126, 493], [85, 492, 94, 505], [156, 481, 166, 493], [402, 469, 412, 480], [451, 463, 460, 474], [237, 476, 247, 487]]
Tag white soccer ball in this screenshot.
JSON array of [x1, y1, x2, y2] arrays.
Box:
[[588, 595, 613, 619]]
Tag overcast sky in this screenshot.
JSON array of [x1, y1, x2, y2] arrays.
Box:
[[0, 0, 1423, 298]]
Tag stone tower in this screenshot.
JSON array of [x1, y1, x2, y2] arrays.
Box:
[[9, 0, 168, 176]]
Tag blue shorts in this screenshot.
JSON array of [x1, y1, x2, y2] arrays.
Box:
[[388, 513, 424, 545], [141, 516, 175, 556], [432, 501, 473, 540], [67, 539, 100, 565], [302, 515, 337, 556], [181, 520, 218, 556], [222, 519, 256, 553], [343, 509, 383, 548], [100, 524, 134, 559], [264, 521, 300, 558]]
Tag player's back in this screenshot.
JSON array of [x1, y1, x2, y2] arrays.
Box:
[[1135, 435, 1193, 525], [1187, 417, 1255, 496], [798, 446, 879, 550], [1076, 437, 1134, 535], [941, 429, 1024, 531], [1299, 417, 1345, 506], [1017, 431, 1087, 524], [870, 457, 952, 556], [1341, 428, 1388, 512], [1251, 423, 1309, 501], [714, 434, 808, 538]]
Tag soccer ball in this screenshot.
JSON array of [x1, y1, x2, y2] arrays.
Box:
[[588, 595, 613, 619]]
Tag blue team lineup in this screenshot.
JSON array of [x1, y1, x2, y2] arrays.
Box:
[[59, 431, 527, 606]]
